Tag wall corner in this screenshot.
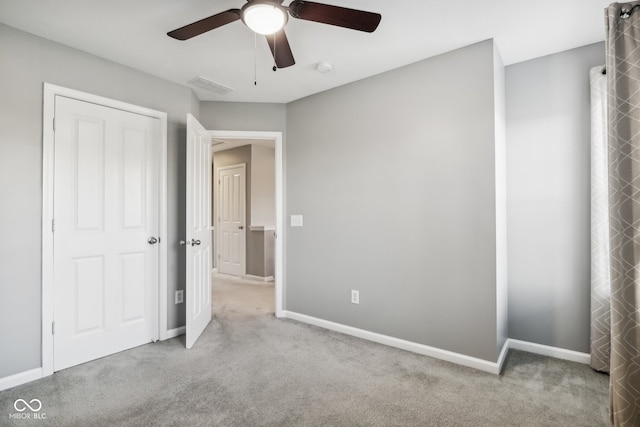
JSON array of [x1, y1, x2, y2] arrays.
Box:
[[493, 40, 509, 354]]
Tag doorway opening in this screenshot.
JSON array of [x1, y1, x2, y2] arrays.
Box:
[[209, 131, 284, 318]]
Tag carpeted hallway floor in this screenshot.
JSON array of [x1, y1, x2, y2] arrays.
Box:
[[0, 274, 610, 426]]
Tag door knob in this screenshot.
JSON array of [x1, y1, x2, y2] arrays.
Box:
[[179, 239, 201, 246], [148, 237, 158, 244], [238, 226, 244, 230]]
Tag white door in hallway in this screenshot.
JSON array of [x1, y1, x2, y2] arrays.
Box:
[[53, 96, 159, 371], [185, 114, 212, 349], [217, 164, 246, 277]]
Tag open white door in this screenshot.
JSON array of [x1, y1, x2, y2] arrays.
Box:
[[185, 114, 212, 349]]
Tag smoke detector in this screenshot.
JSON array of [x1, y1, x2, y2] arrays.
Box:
[[187, 76, 234, 95], [316, 61, 333, 74]]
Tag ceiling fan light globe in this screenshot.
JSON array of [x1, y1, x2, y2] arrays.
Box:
[[243, 4, 287, 35]]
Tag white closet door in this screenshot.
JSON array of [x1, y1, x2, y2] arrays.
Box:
[[53, 95, 159, 371]]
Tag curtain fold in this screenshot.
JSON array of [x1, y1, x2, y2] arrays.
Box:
[[605, 2, 640, 426], [590, 66, 611, 374]]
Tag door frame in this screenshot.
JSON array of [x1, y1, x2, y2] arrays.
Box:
[[216, 163, 247, 278], [41, 83, 168, 376], [209, 130, 284, 317]]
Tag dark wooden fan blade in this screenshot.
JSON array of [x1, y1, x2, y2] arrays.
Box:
[[288, 0, 381, 33], [167, 9, 241, 40], [265, 29, 295, 68]]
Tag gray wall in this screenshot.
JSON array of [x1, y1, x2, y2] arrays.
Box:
[[199, 102, 286, 133], [251, 145, 276, 226], [250, 145, 276, 278], [506, 42, 604, 353], [0, 23, 195, 377], [286, 40, 503, 362], [264, 232, 275, 278], [246, 230, 276, 278], [247, 231, 265, 277]]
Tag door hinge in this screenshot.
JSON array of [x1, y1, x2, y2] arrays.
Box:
[[274, 232, 277, 239], [51, 219, 55, 233], [51, 321, 55, 335], [53, 117, 56, 131], [218, 179, 221, 185]]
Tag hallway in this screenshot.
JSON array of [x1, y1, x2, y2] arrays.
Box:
[[211, 273, 275, 318]]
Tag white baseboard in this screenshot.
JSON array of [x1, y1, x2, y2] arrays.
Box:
[[0, 367, 43, 391], [281, 313, 591, 374], [211, 268, 218, 273], [245, 274, 274, 282], [282, 311, 504, 375], [507, 339, 591, 364], [165, 326, 185, 339]]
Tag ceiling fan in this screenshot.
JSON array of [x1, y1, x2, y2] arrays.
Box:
[[167, 0, 382, 69]]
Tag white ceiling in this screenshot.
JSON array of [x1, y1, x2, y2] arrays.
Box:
[[0, 0, 611, 104]]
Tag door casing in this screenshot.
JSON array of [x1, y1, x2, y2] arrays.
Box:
[[42, 83, 169, 377]]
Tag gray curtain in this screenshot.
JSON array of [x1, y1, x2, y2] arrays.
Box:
[[605, 2, 640, 426], [590, 66, 611, 374]]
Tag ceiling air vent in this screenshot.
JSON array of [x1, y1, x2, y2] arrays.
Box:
[[187, 76, 234, 95]]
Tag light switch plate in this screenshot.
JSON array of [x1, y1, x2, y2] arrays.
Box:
[[175, 290, 184, 304], [290, 215, 303, 227]]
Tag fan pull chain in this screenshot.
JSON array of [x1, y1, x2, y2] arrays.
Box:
[[254, 32, 257, 85], [272, 32, 277, 72]]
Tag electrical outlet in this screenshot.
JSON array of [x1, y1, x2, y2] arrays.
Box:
[[175, 290, 184, 304], [351, 290, 359, 305]]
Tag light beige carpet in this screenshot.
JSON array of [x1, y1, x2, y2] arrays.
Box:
[[0, 274, 609, 426]]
